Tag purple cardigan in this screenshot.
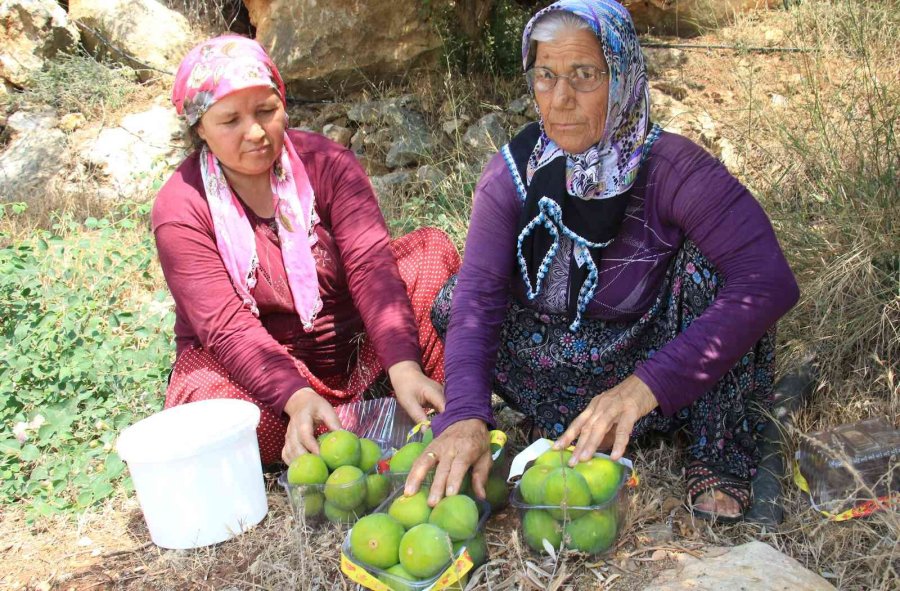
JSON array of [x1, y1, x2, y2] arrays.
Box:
[[431, 131, 799, 435]]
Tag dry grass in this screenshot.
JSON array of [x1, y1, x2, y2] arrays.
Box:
[[1, 1, 897, 590]]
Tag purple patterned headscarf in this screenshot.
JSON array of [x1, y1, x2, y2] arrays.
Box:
[[523, 0, 650, 201]]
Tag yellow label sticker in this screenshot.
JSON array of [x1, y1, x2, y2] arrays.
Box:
[[407, 420, 432, 442], [433, 550, 473, 590], [489, 430, 507, 448], [341, 549, 474, 591], [340, 552, 393, 591]]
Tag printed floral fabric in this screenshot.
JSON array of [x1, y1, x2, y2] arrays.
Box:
[[432, 240, 776, 480]]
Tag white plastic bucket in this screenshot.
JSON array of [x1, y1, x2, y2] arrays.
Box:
[[117, 399, 268, 549]]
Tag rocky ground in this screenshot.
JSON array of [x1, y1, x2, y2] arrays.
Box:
[[1, 1, 896, 590]]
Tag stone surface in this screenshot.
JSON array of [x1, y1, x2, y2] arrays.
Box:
[[347, 95, 421, 127], [626, 0, 783, 37], [76, 102, 187, 198], [463, 113, 508, 153], [0, 0, 79, 87], [322, 123, 352, 147], [0, 110, 68, 201], [59, 112, 87, 133], [649, 541, 836, 591], [507, 95, 531, 115], [416, 165, 446, 186], [6, 108, 57, 134], [644, 48, 688, 78], [441, 116, 469, 137], [69, 0, 195, 81], [347, 96, 434, 169], [245, 0, 441, 98], [385, 113, 434, 169], [369, 170, 412, 199]]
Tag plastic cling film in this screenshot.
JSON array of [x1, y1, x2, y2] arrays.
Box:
[[335, 397, 419, 450]]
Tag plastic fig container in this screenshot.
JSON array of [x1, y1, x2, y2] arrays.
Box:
[[277, 438, 394, 527], [508, 444, 635, 557], [340, 487, 491, 591], [384, 429, 509, 494]]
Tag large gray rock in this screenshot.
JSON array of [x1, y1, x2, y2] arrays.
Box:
[[649, 541, 836, 590], [369, 170, 412, 199], [68, 0, 195, 81], [385, 112, 434, 169], [463, 113, 509, 153], [0, 109, 68, 201], [76, 102, 187, 199], [245, 0, 441, 98], [0, 0, 79, 87], [348, 96, 435, 169]]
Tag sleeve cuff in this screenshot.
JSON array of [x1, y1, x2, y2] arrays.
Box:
[[271, 374, 312, 416], [379, 346, 423, 373], [430, 407, 496, 438], [633, 363, 677, 417]]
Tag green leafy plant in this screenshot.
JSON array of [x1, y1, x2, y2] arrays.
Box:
[[0, 202, 172, 515], [12, 50, 138, 117]]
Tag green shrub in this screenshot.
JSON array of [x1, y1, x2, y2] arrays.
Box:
[[432, 0, 535, 77], [12, 51, 138, 117], [0, 202, 172, 515]]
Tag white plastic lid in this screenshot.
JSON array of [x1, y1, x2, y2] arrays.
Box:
[[117, 399, 261, 464]]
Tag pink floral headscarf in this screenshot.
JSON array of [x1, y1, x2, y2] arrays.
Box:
[[172, 35, 322, 331]]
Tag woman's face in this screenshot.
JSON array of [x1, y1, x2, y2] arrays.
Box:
[[533, 28, 609, 154], [196, 86, 286, 180]]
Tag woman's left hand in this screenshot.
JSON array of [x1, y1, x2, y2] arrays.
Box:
[[554, 375, 658, 464], [388, 360, 446, 423]]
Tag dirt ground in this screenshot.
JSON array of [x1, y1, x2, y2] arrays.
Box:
[[2, 3, 896, 590]]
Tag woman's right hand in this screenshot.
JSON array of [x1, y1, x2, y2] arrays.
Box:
[[281, 387, 342, 464], [404, 419, 492, 507]]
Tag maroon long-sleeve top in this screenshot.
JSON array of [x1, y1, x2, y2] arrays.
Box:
[[152, 130, 421, 415], [432, 131, 800, 435]]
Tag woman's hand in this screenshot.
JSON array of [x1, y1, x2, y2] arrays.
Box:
[[554, 375, 658, 464], [404, 419, 492, 506], [388, 360, 446, 424], [281, 387, 342, 464]]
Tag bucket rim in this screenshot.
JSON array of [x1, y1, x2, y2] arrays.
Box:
[[117, 399, 261, 464]]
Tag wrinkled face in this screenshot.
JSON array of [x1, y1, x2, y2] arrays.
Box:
[[533, 28, 609, 154], [195, 86, 286, 180]]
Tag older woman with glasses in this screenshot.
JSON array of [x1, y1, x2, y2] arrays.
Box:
[[406, 0, 799, 522]]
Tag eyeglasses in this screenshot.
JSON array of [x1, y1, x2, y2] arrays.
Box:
[[526, 66, 608, 93]]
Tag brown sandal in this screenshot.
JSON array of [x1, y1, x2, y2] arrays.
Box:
[[685, 461, 751, 523]]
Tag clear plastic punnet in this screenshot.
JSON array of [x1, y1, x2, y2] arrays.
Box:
[[340, 487, 491, 591], [278, 398, 426, 526], [794, 417, 899, 520], [506, 439, 636, 557], [277, 436, 393, 527]]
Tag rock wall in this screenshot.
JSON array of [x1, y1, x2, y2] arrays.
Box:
[[0, 0, 79, 87], [244, 0, 441, 98], [69, 0, 196, 80]]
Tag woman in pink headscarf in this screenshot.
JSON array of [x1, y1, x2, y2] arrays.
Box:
[[153, 35, 460, 466]]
